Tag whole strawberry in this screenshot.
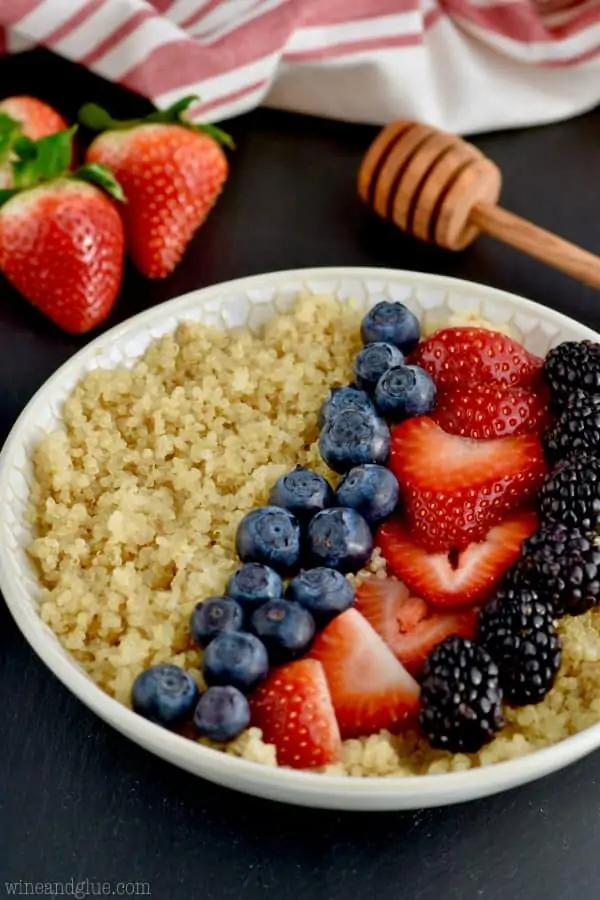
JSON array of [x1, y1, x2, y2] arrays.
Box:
[[0, 97, 69, 189], [0, 96, 68, 140], [0, 127, 125, 334], [80, 96, 232, 279]]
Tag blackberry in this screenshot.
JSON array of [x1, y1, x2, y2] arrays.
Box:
[[537, 454, 600, 532], [543, 340, 600, 407], [543, 390, 600, 463], [478, 587, 562, 706], [507, 523, 600, 617], [419, 636, 504, 753]]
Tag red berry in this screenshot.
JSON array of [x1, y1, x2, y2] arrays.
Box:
[[432, 381, 553, 439]]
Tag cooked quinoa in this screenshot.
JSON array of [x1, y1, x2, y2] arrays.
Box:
[[27, 293, 600, 776]]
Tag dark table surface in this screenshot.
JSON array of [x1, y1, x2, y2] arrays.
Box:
[[1, 49, 600, 900]]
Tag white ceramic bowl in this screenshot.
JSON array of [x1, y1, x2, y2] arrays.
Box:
[[1, 266, 599, 811]]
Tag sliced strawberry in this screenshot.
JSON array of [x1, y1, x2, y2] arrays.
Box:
[[390, 417, 547, 551], [432, 381, 553, 439], [308, 608, 420, 739], [249, 659, 342, 769], [410, 327, 542, 389], [377, 512, 538, 608], [355, 577, 477, 675]]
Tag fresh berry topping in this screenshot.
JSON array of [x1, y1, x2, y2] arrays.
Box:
[[250, 659, 342, 769], [269, 465, 334, 521], [335, 464, 399, 528], [507, 524, 600, 618], [353, 341, 404, 393], [354, 577, 477, 676], [537, 454, 600, 533], [411, 327, 542, 389], [132, 664, 199, 727], [250, 599, 316, 664], [226, 562, 283, 612], [543, 390, 600, 463], [389, 417, 547, 551], [374, 365, 436, 421], [235, 506, 301, 574], [432, 381, 552, 439], [202, 632, 269, 693], [306, 507, 373, 573], [478, 587, 562, 706], [82, 97, 231, 279], [419, 637, 504, 752], [361, 301, 421, 353], [543, 340, 600, 407], [193, 686, 250, 742], [286, 568, 355, 623], [308, 608, 420, 739], [190, 596, 244, 647], [377, 512, 538, 608], [319, 408, 390, 473], [318, 386, 376, 429]]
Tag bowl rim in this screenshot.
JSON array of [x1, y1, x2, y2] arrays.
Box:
[[2, 264, 600, 804]]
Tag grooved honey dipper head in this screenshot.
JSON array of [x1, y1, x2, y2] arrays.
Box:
[[358, 121, 502, 251]]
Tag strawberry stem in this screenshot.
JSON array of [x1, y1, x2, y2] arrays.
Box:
[[73, 163, 126, 202], [78, 96, 235, 149]]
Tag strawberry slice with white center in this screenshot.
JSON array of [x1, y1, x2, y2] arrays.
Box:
[[249, 659, 342, 769], [377, 512, 538, 608], [355, 576, 478, 674], [390, 417, 547, 551], [308, 608, 420, 739]]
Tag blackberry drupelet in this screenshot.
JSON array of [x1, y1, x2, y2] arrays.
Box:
[[537, 454, 600, 532], [543, 390, 600, 463], [478, 587, 562, 706], [506, 523, 600, 617], [419, 636, 504, 753], [543, 340, 600, 407]]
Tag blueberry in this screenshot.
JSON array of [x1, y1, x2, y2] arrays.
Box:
[[269, 465, 334, 521], [251, 599, 316, 663], [226, 563, 283, 613], [353, 342, 404, 393], [202, 632, 269, 693], [374, 364, 436, 421], [190, 596, 244, 648], [235, 506, 301, 573], [361, 301, 421, 353], [286, 567, 354, 622], [319, 409, 390, 474], [132, 664, 198, 727], [193, 686, 250, 742], [306, 507, 373, 573], [335, 464, 399, 527], [318, 386, 376, 428]]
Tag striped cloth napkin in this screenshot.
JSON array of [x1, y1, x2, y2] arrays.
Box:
[[2, 1, 599, 135]]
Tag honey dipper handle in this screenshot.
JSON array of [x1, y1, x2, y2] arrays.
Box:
[[470, 203, 600, 290]]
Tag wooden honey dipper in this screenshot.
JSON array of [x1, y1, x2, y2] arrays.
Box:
[[358, 120, 600, 289]]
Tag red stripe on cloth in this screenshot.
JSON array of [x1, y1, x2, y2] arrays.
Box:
[[300, 0, 419, 27], [150, 0, 176, 11], [546, 40, 600, 64], [188, 78, 268, 116], [0, 27, 6, 56], [3, 0, 45, 27], [284, 31, 423, 62], [120, 2, 297, 96], [81, 7, 155, 67], [443, 0, 600, 43], [424, 6, 443, 29], [44, 0, 105, 47], [180, 0, 229, 31]]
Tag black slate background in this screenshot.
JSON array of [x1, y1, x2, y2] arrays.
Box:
[[1, 49, 600, 900]]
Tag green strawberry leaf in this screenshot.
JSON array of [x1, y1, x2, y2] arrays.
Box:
[[73, 162, 126, 202], [0, 113, 23, 161], [78, 95, 235, 148], [11, 127, 77, 189], [0, 187, 20, 208]]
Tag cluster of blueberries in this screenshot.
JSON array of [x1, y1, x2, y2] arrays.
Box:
[[131, 301, 436, 747]]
